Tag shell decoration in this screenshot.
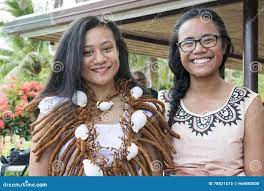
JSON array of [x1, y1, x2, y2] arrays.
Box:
[[126, 143, 138, 161], [72, 91, 87, 107], [131, 110, 147, 133], [75, 124, 89, 141], [83, 159, 103, 176], [96, 101, 114, 112], [130, 86, 143, 99]]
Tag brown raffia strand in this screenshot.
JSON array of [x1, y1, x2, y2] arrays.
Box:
[[24, 96, 44, 112], [130, 100, 175, 155], [31, 105, 73, 136], [141, 124, 166, 149], [137, 138, 175, 168], [69, 149, 84, 176], [126, 161, 136, 176], [32, 111, 77, 145], [58, 139, 77, 176], [137, 145, 154, 174], [147, 117, 175, 151], [137, 153, 151, 174], [131, 157, 149, 176], [136, 98, 165, 114], [64, 149, 81, 176], [33, 120, 80, 156], [124, 162, 131, 175], [30, 100, 71, 128], [78, 165, 84, 176], [138, 127, 175, 165], [31, 104, 76, 141], [145, 121, 176, 154], [58, 147, 76, 176], [140, 128, 163, 151], [29, 100, 71, 130], [34, 117, 78, 148], [112, 159, 127, 176], [131, 100, 180, 139], [47, 130, 76, 175], [142, 104, 179, 139], [74, 162, 84, 176], [137, 152, 148, 171]]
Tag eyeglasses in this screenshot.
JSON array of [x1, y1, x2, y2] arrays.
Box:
[[176, 34, 222, 53]]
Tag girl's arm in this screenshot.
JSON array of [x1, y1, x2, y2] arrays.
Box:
[[244, 96, 264, 176]]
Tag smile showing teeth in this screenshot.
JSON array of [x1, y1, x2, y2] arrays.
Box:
[[193, 58, 211, 64], [92, 66, 111, 74]]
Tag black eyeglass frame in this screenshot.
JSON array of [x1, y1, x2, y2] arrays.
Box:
[[176, 34, 223, 53]]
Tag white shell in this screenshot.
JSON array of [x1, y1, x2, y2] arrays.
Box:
[[130, 86, 143, 99], [83, 159, 103, 176], [131, 110, 147, 133], [126, 143, 138, 161], [75, 124, 89, 140], [72, 91, 87, 107], [96, 101, 114, 112]]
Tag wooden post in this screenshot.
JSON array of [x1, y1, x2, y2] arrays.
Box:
[[243, 0, 259, 92]]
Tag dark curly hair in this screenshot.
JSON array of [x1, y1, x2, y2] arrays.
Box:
[[168, 8, 234, 127]]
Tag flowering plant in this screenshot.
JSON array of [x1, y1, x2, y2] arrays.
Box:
[[0, 78, 43, 140]]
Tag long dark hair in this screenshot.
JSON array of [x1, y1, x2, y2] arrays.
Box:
[[168, 8, 234, 127], [41, 16, 132, 98]]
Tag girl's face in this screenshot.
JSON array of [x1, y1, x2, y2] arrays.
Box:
[[177, 17, 225, 78], [81, 26, 120, 87]]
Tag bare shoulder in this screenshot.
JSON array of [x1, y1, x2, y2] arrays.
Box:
[[246, 96, 264, 118], [245, 95, 264, 130]]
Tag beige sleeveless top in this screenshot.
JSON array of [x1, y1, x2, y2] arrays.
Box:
[[159, 86, 258, 176]]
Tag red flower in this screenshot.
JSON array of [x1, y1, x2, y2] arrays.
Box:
[[20, 95, 28, 102], [15, 102, 27, 117], [0, 92, 9, 112], [0, 119, 5, 129]]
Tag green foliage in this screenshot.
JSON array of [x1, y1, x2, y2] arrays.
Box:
[[5, 0, 33, 17], [129, 54, 173, 91], [0, 0, 52, 83]]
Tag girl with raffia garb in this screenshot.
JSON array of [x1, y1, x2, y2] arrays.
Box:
[[26, 16, 179, 176], [159, 8, 264, 176]]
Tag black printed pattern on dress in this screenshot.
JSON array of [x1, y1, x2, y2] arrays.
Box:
[[165, 87, 251, 136], [160, 90, 172, 103]]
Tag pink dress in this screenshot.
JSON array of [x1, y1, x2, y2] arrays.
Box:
[[159, 86, 259, 176]]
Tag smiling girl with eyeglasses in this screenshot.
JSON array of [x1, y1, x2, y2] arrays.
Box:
[[159, 8, 264, 176]]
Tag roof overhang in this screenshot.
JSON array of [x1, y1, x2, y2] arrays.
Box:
[[3, 0, 264, 73]]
